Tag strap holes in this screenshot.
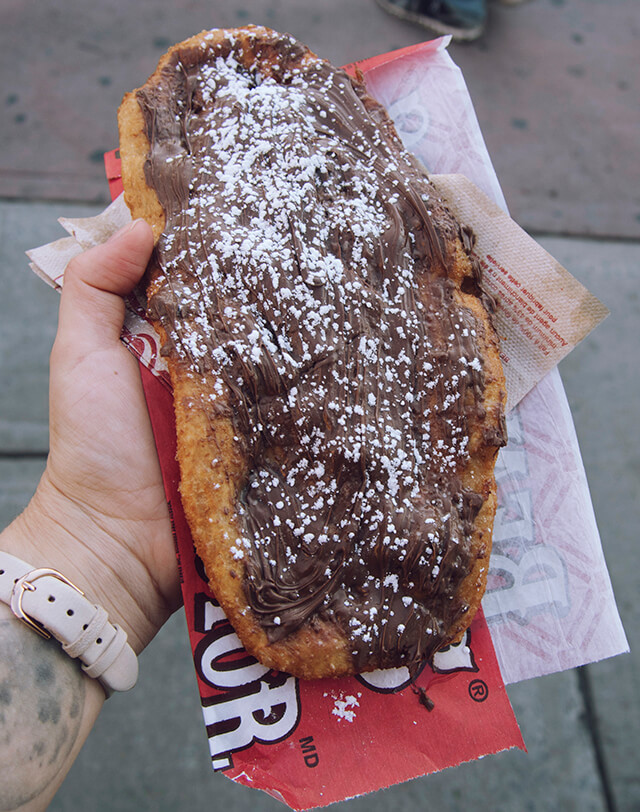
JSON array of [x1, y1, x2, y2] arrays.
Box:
[[0, 569, 4, 575], [48, 595, 56, 602], [96, 638, 103, 645], [82, 624, 88, 631], [66, 609, 74, 616]]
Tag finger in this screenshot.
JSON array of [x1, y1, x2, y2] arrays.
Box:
[[57, 219, 154, 350]]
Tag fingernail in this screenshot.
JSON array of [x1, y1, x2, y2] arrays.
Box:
[[107, 218, 144, 243]]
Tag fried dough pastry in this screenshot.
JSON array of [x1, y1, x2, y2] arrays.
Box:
[[118, 26, 507, 679]]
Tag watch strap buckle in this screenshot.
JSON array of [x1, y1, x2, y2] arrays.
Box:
[[10, 567, 85, 639]]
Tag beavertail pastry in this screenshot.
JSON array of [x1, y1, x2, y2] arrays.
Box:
[[118, 26, 507, 679]]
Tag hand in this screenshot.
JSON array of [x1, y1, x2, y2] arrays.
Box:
[[0, 219, 182, 812], [13, 219, 180, 652]]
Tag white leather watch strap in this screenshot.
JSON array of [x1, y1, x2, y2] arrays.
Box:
[[0, 551, 138, 696]]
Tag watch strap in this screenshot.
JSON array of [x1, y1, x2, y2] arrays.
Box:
[[0, 551, 138, 696]]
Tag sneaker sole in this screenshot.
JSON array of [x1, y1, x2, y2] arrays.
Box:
[[375, 0, 485, 41]]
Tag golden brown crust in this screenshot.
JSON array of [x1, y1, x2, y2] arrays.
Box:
[[448, 244, 505, 644], [118, 94, 165, 240], [118, 26, 506, 679]]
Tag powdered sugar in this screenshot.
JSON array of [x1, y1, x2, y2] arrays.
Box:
[[145, 39, 491, 664], [324, 690, 362, 723]]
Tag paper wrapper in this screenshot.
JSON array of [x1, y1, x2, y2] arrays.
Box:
[[27, 36, 628, 808]]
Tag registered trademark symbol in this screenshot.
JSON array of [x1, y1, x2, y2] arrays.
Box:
[[468, 679, 489, 702]]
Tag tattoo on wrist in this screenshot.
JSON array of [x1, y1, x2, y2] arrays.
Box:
[[0, 617, 86, 810]]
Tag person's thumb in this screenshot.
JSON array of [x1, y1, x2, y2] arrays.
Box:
[[56, 218, 155, 352]]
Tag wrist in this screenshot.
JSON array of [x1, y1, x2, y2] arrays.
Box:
[[2, 475, 174, 655]]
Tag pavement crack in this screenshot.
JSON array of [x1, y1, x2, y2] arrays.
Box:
[[577, 665, 617, 812], [0, 450, 49, 459]]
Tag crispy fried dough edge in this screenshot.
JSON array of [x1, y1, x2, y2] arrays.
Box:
[[447, 241, 506, 645]]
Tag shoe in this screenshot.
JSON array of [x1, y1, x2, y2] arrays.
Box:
[[376, 0, 486, 41]]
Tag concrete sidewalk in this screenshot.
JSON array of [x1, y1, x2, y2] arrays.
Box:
[[1, 1, 638, 810]]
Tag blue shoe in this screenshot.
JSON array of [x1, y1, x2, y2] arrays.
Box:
[[376, 0, 486, 41]]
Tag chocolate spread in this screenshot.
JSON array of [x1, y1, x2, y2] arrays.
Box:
[[137, 31, 505, 673]]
